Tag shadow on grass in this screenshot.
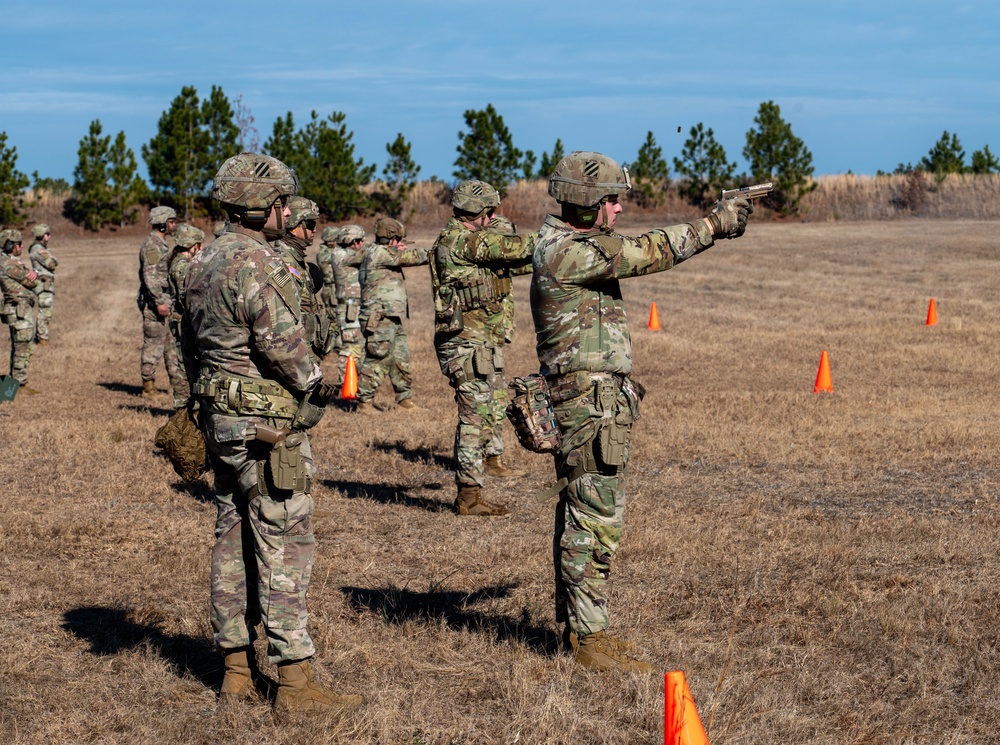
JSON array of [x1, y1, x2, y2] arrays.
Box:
[[62, 605, 221, 690], [120, 403, 173, 417], [97, 381, 144, 397], [171, 479, 214, 503], [341, 584, 561, 657], [370, 438, 455, 471], [322, 478, 451, 513]]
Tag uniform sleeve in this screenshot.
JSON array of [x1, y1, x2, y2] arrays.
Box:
[[465, 230, 535, 264], [244, 265, 322, 395], [394, 247, 429, 267], [5, 261, 38, 290], [140, 237, 170, 306]]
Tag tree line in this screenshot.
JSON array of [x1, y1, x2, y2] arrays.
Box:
[[0, 85, 998, 228]]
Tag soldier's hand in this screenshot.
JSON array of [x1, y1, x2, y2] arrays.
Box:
[[156, 303, 170, 317], [707, 198, 753, 239], [27, 269, 38, 282]]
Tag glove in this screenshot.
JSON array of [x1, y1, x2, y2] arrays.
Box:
[[706, 198, 753, 239], [291, 381, 338, 431]]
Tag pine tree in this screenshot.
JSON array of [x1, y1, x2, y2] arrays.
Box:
[[108, 131, 148, 228], [453, 104, 524, 191], [673, 123, 737, 208], [142, 86, 209, 218], [626, 131, 669, 208], [0, 132, 30, 225], [521, 150, 537, 181], [71, 120, 115, 230], [921, 131, 967, 176], [538, 139, 565, 178], [263, 112, 302, 166], [373, 133, 421, 219], [743, 100, 816, 215], [201, 85, 241, 175], [970, 144, 999, 174]]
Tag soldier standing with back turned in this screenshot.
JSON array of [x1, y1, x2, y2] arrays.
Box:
[[531, 151, 753, 671], [1, 229, 38, 389], [185, 153, 361, 714], [137, 206, 180, 400]]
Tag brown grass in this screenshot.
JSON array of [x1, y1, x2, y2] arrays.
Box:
[[2, 219, 1000, 743]]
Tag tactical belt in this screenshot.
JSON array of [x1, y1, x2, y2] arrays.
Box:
[[547, 371, 624, 405], [193, 373, 298, 418]]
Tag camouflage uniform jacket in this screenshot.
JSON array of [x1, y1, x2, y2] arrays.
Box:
[[531, 213, 715, 377], [29, 241, 57, 292], [138, 230, 172, 309], [185, 225, 322, 420], [331, 245, 365, 305], [0, 253, 38, 315], [275, 237, 330, 360], [316, 241, 336, 309], [358, 243, 428, 322], [168, 251, 193, 322], [430, 218, 534, 347]]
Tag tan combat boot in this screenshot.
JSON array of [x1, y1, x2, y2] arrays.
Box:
[[355, 401, 374, 414], [485, 455, 526, 478], [454, 485, 510, 517], [574, 630, 652, 673], [35, 339, 49, 347], [141, 380, 159, 399], [397, 398, 421, 411], [275, 659, 363, 714], [219, 647, 254, 702]]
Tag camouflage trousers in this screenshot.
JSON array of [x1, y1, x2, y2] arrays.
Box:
[[141, 305, 186, 400], [35, 289, 53, 342], [203, 411, 317, 664], [357, 316, 411, 404], [4, 306, 35, 385], [335, 325, 366, 388], [551, 375, 639, 637], [437, 341, 506, 488], [167, 318, 192, 409]]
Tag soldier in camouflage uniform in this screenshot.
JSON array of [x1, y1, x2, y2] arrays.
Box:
[[355, 217, 427, 412], [185, 153, 361, 713], [273, 196, 333, 363], [316, 227, 340, 347], [1, 230, 38, 388], [531, 151, 753, 671], [28, 223, 57, 345], [137, 206, 180, 400], [166, 224, 204, 409], [328, 225, 367, 388], [480, 215, 524, 483], [429, 181, 534, 516]]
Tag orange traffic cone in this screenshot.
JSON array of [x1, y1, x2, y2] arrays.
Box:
[[664, 671, 709, 745], [340, 355, 358, 400], [648, 302, 661, 331], [813, 350, 833, 394], [925, 298, 938, 326]]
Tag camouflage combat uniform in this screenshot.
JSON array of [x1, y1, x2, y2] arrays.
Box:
[[1, 244, 38, 386], [138, 223, 186, 398], [431, 217, 533, 489], [326, 227, 367, 387], [275, 238, 332, 364], [531, 212, 718, 638], [165, 224, 204, 409], [28, 230, 57, 343], [356, 236, 427, 405], [186, 222, 324, 664]]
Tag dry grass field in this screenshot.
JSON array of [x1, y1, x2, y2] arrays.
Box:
[[2, 216, 999, 744]]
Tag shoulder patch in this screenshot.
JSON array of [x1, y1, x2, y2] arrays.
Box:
[[266, 264, 301, 319], [579, 232, 624, 260]]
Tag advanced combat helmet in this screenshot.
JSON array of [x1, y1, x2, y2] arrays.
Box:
[[211, 153, 298, 213], [148, 206, 177, 225], [451, 179, 500, 215], [374, 217, 405, 243], [31, 223, 51, 239], [0, 228, 23, 253], [548, 151, 631, 208], [286, 196, 320, 231], [174, 224, 205, 249], [338, 224, 365, 246], [321, 226, 341, 246]]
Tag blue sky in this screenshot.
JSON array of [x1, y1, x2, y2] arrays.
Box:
[[2, 1, 998, 184]]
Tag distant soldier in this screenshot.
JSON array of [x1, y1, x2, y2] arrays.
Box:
[[316, 226, 341, 342], [330, 225, 367, 387], [355, 217, 427, 412], [166, 223, 204, 409], [532, 151, 753, 671], [0, 229, 39, 388], [186, 152, 361, 713], [28, 223, 57, 345], [429, 181, 534, 516], [137, 206, 180, 400], [273, 196, 333, 363]]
